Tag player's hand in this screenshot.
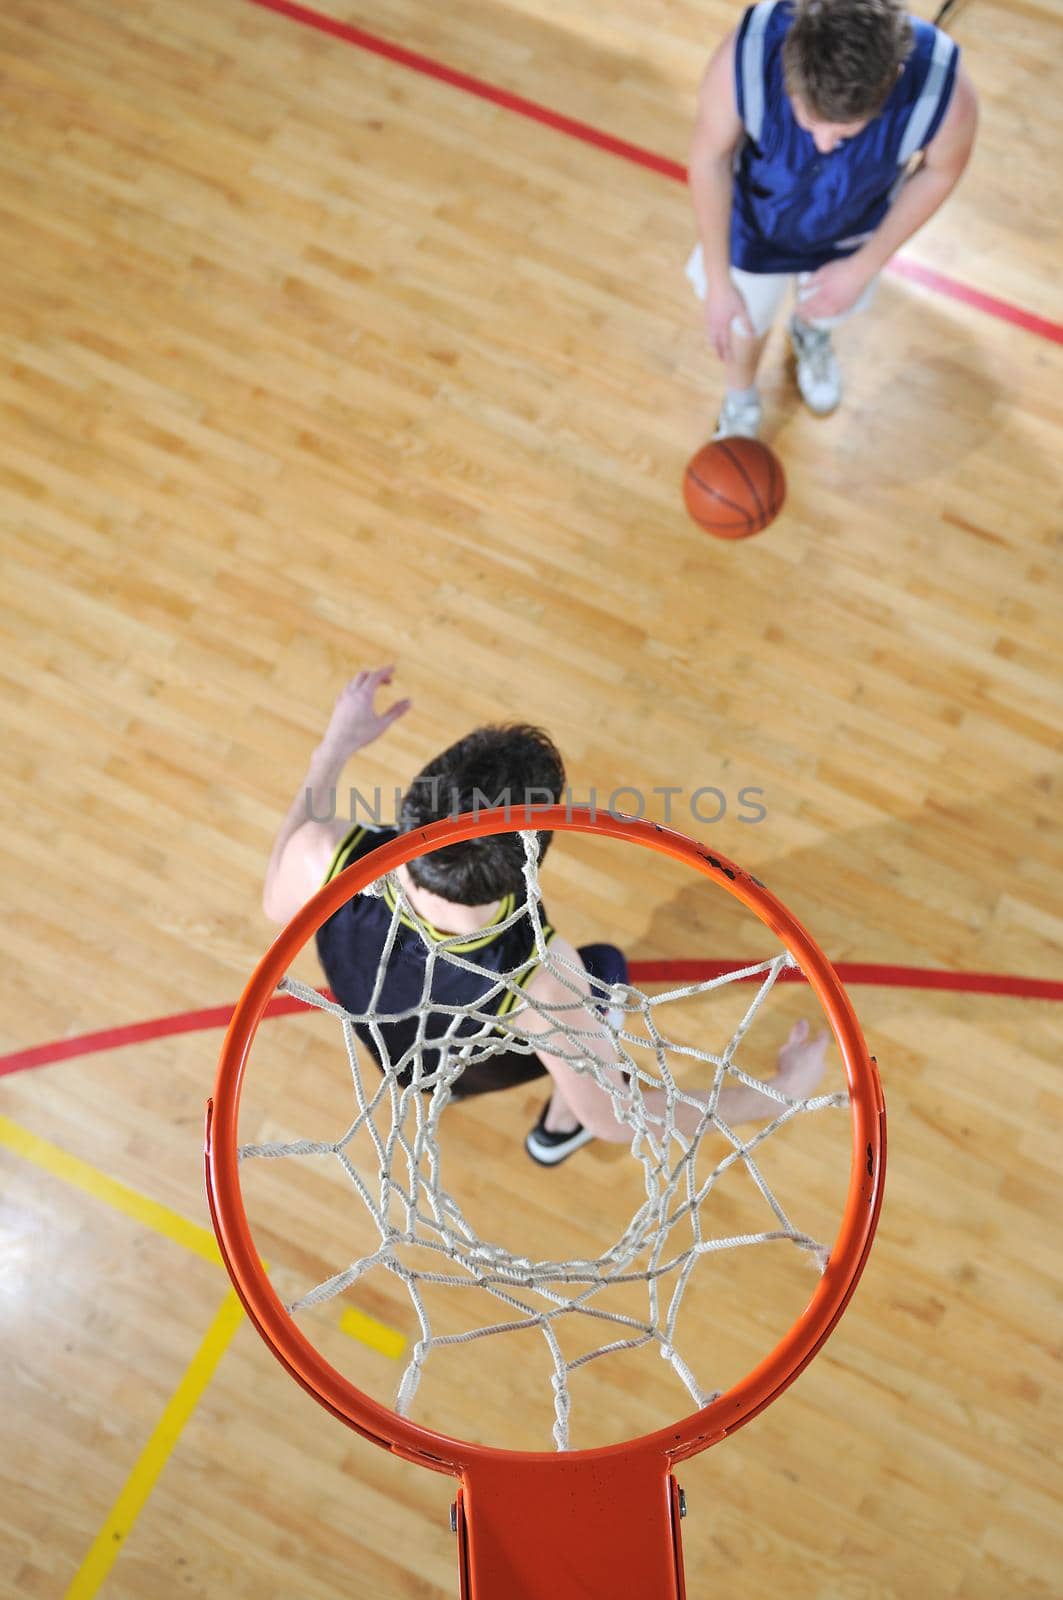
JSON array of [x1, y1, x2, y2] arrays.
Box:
[[705, 279, 755, 362], [773, 1018, 829, 1101], [321, 667, 411, 757], [796, 255, 872, 321]]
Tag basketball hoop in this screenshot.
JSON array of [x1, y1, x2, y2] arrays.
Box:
[[206, 806, 884, 1599]]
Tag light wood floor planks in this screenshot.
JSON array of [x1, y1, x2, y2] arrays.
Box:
[[1, 0, 1060, 1595]]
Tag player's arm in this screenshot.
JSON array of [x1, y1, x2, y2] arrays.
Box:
[[857, 65, 978, 274], [516, 937, 828, 1142], [262, 668, 411, 924], [688, 33, 752, 360], [799, 66, 978, 319]]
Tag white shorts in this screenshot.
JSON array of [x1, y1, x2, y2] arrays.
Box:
[[685, 245, 878, 337]]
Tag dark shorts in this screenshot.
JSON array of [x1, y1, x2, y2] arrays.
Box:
[[447, 942, 629, 1098]]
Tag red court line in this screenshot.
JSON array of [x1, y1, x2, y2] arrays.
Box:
[[0, 994, 310, 1078], [246, 0, 1063, 346], [631, 961, 1063, 1000], [1, 961, 1059, 1078], [887, 258, 1063, 343], [251, 0, 685, 180]]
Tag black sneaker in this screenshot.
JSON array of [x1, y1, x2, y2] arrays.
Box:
[[524, 1101, 594, 1166]]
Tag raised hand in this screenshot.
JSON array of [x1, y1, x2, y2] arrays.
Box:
[[320, 667, 411, 760]]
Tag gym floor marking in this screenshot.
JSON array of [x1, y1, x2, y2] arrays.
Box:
[[3, 954, 1058, 1595], [341, 1305, 407, 1359], [1, 960, 1058, 1085], [0, 1112, 405, 1596], [63, 1292, 245, 1600], [247, 0, 1063, 346], [0, 1113, 221, 1265]]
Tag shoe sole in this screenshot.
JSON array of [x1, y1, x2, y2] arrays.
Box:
[[524, 1125, 595, 1166]]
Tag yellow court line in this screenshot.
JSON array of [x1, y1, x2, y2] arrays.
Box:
[[64, 1289, 245, 1600], [0, 1113, 221, 1264], [0, 1111, 402, 1344], [1, 1108, 405, 1589], [340, 1304, 407, 1359]]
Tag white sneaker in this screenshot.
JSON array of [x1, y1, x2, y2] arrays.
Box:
[[789, 318, 841, 415], [713, 392, 762, 440]]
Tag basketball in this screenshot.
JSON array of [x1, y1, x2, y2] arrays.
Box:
[[683, 437, 786, 538]]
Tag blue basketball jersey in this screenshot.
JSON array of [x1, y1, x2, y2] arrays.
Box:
[[731, 0, 959, 273], [315, 824, 556, 1092]]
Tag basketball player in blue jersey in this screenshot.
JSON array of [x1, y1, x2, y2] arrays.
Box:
[[263, 667, 829, 1164], [687, 0, 978, 438]]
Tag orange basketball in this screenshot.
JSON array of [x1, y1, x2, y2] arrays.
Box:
[[683, 438, 786, 538]]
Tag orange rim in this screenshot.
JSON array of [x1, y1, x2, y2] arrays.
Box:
[[205, 806, 885, 1476]]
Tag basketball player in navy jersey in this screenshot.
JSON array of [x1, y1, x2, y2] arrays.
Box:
[[263, 668, 828, 1163], [687, 0, 978, 438]]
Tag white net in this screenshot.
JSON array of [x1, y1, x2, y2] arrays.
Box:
[[238, 831, 848, 1451]]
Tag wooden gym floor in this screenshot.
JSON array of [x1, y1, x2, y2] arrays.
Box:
[[1, 0, 1060, 1595]]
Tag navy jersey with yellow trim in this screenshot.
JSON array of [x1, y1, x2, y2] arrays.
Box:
[[315, 825, 555, 1089]]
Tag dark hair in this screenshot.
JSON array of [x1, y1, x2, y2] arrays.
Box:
[[782, 0, 913, 123], [398, 725, 566, 905]]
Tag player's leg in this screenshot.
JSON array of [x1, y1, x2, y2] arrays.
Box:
[[788, 273, 879, 415], [525, 943, 629, 1165], [686, 248, 790, 439]]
